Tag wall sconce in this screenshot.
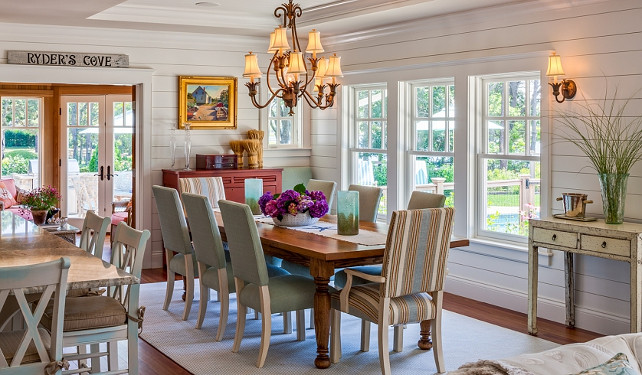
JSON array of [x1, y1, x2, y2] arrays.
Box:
[[546, 52, 577, 103]]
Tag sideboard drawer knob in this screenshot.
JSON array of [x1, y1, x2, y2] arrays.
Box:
[[601, 241, 607, 248], [552, 234, 557, 241]]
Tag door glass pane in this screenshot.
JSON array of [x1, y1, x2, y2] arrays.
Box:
[[112, 101, 133, 205], [27, 99, 39, 127], [67, 127, 98, 219], [13, 99, 26, 127], [68, 102, 78, 126], [1, 98, 41, 189]]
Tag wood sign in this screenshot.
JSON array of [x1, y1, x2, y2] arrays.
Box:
[[7, 51, 129, 68]]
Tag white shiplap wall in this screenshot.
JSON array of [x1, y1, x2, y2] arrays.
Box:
[[0, 23, 311, 268], [313, 0, 642, 334]]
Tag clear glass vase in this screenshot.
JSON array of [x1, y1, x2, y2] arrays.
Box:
[[598, 173, 628, 224], [183, 122, 192, 171], [245, 178, 263, 215], [337, 190, 359, 235]]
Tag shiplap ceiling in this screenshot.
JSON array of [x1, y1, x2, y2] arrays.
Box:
[[0, 0, 542, 37]]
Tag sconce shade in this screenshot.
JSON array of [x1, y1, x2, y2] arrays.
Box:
[[271, 26, 290, 51], [243, 52, 262, 79], [325, 53, 343, 77], [288, 51, 307, 74], [306, 29, 324, 54], [546, 52, 565, 77]]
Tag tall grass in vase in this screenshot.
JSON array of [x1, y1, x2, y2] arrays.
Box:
[[556, 87, 642, 223]]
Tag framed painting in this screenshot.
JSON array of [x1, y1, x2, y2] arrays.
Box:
[[178, 76, 237, 129]]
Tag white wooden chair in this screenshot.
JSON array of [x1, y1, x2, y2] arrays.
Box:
[[0, 257, 70, 375], [78, 210, 110, 259], [330, 207, 455, 375], [42, 222, 150, 374]]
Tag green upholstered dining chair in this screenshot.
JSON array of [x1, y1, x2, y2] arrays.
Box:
[[219, 200, 317, 368], [330, 207, 455, 375], [407, 191, 446, 210], [78, 210, 110, 260], [0, 258, 69, 375], [307, 178, 337, 208], [153, 185, 198, 321], [42, 222, 150, 375], [182, 193, 290, 340], [348, 184, 383, 222]]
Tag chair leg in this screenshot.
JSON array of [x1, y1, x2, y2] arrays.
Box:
[[283, 311, 292, 334], [330, 309, 342, 363], [182, 254, 195, 321], [296, 310, 306, 341], [378, 300, 391, 375], [216, 269, 230, 342], [432, 291, 445, 373], [309, 308, 315, 329], [393, 325, 403, 352], [163, 251, 175, 311], [196, 286, 210, 329], [108, 341, 118, 370], [257, 285, 271, 368], [360, 319, 371, 352], [233, 278, 246, 353]]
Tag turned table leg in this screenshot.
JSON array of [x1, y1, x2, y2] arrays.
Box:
[[418, 320, 433, 350], [310, 259, 334, 369]]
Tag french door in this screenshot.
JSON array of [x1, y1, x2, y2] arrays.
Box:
[[60, 95, 133, 228]]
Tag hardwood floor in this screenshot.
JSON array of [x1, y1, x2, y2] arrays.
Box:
[[137, 267, 602, 375]]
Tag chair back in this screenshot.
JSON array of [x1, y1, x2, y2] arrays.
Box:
[[348, 184, 383, 222], [152, 185, 192, 254], [79, 210, 110, 259], [0, 257, 69, 370], [307, 179, 337, 208], [381, 207, 454, 298], [110, 222, 150, 303], [181, 193, 227, 270], [178, 177, 226, 209], [218, 200, 269, 286], [407, 191, 446, 209]]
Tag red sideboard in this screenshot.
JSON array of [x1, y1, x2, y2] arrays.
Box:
[[162, 168, 283, 203]]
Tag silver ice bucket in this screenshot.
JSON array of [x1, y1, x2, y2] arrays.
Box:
[[556, 193, 593, 218]]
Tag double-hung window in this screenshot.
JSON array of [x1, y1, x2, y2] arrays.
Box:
[[409, 80, 455, 206], [267, 97, 300, 147], [0, 97, 42, 189], [349, 85, 387, 216], [478, 74, 541, 241]]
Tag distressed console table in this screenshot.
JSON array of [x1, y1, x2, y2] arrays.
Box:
[[528, 217, 642, 335]]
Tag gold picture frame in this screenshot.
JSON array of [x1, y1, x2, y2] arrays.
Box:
[[178, 76, 237, 129]]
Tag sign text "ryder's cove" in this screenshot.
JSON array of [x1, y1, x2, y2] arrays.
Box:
[[7, 51, 129, 68]]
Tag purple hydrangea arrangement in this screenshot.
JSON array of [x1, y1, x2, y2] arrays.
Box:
[[259, 183, 329, 221]]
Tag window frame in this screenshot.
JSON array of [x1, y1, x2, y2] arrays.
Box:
[[264, 91, 303, 149], [475, 72, 542, 244], [407, 79, 455, 207]]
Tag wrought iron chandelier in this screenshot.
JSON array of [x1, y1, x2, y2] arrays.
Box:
[[243, 0, 343, 115]]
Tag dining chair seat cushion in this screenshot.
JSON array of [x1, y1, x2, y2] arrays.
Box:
[[169, 252, 199, 277], [43, 295, 126, 332], [201, 264, 236, 293], [0, 328, 51, 364], [238, 275, 318, 314], [333, 265, 383, 288], [330, 284, 436, 325]]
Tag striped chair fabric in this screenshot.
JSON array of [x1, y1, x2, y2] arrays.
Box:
[[178, 177, 226, 209]]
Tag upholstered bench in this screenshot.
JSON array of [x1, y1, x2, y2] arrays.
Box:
[[0, 178, 32, 220]]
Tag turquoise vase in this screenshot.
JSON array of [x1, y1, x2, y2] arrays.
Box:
[[245, 178, 263, 215], [337, 190, 359, 235]]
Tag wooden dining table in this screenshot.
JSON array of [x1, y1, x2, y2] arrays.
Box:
[[216, 212, 469, 369], [0, 211, 141, 373]]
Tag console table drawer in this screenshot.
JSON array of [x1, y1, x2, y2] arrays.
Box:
[[532, 228, 577, 248], [580, 235, 630, 257]]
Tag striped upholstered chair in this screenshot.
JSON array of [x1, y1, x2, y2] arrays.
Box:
[[178, 177, 226, 209], [330, 207, 455, 375]]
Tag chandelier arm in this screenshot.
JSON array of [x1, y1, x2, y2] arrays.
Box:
[[250, 88, 284, 109], [275, 4, 287, 27], [265, 57, 280, 96], [302, 90, 322, 109]]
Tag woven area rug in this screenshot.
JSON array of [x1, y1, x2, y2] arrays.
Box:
[[139, 282, 557, 374]]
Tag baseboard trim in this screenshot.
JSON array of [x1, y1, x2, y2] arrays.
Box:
[[445, 274, 630, 335]]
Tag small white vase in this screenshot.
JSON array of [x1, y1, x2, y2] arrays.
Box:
[[272, 214, 319, 227]]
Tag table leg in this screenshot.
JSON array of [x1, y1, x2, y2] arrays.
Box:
[[310, 259, 334, 369], [528, 242, 538, 335], [564, 252, 575, 327], [418, 320, 432, 350]]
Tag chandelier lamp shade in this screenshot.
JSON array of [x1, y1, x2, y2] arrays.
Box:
[[243, 0, 343, 115], [546, 51, 577, 103]]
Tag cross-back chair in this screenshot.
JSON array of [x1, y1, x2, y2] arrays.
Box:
[[79, 210, 110, 260], [42, 222, 150, 375], [0, 257, 70, 375], [330, 207, 455, 375]]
